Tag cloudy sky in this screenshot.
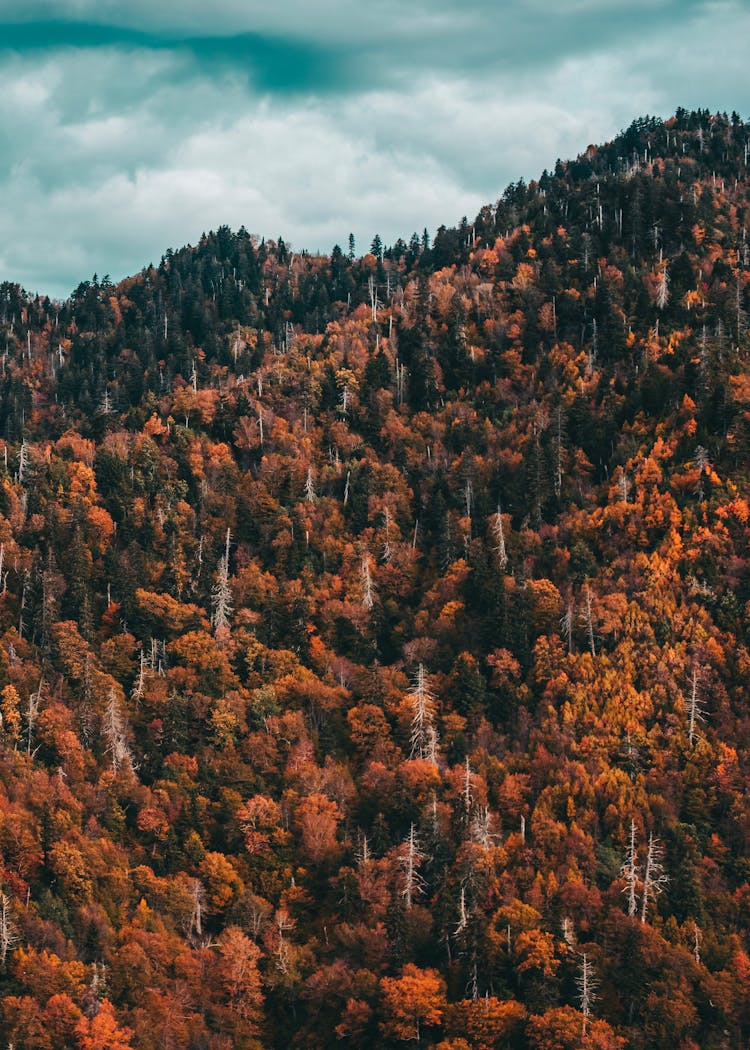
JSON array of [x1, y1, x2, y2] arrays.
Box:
[[0, 0, 748, 299]]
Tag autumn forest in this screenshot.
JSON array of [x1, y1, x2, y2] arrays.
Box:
[[0, 109, 748, 1048]]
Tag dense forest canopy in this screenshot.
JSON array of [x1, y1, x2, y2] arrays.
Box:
[[0, 109, 748, 1048]]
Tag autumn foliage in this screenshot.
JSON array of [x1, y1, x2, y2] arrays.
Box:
[[0, 110, 746, 1047]]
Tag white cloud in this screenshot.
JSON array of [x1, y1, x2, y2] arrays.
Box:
[[0, 0, 748, 297]]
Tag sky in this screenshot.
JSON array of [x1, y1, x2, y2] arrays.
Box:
[[0, 0, 748, 300]]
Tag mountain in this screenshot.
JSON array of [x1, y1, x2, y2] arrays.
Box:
[[0, 108, 748, 1048]]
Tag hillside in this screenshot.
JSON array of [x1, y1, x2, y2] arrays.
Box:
[[0, 108, 748, 1048]]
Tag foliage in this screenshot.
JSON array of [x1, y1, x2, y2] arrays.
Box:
[[0, 110, 748, 1046]]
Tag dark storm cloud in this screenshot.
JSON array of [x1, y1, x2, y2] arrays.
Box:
[[0, 21, 350, 94], [0, 1, 716, 90]]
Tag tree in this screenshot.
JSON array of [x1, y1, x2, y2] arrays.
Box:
[[361, 551, 376, 610], [101, 689, 134, 773], [217, 926, 264, 1035], [444, 998, 527, 1049], [577, 952, 598, 1037], [656, 263, 669, 310], [211, 527, 233, 634], [296, 793, 343, 865], [620, 820, 640, 918], [380, 964, 446, 1043], [408, 664, 438, 763], [526, 1005, 625, 1049], [74, 999, 134, 1050], [398, 824, 425, 910], [0, 892, 18, 969], [640, 833, 668, 924], [581, 583, 596, 657], [685, 668, 706, 747]]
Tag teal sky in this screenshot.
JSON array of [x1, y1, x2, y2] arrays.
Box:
[[1, 0, 748, 299]]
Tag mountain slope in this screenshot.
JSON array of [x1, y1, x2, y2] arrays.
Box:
[[0, 109, 748, 1049]]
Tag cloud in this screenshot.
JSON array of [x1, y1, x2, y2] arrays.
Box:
[[0, 0, 748, 298], [0, 1, 718, 83], [0, 48, 481, 296]]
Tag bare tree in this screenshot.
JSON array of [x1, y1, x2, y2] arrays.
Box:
[[464, 478, 473, 522], [360, 552, 375, 610], [102, 689, 134, 773], [425, 724, 439, 767], [463, 756, 474, 815], [211, 528, 233, 634], [131, 648, 147, 704], [470, 806, 497, 848], [492, 506, 508, 570], [620, 820, 640, 917], [656, 264, 670, 310], [577, 952, 598, 1036], [272, 907, 295, 976], [399, 824, 425, 910], [17, 439, 29, 485], [83, 961, 108, 1018], [18, 570, 29, 638], [25, 678, 43, 757], [560, 600, 575, 655], [409, 664, 437, 762], [582, 582, 597, 657], [455, 884, 468, 937], [686, 667, 706, 747], [188, 878, 205, 941], [368, 275, 381, 322], [640, 832, 668, 924], [381, 508, 393, 563], [0, 893, 18, 969]]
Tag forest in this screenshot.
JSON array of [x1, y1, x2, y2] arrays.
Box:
[[0, 108, 747, 1047]]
